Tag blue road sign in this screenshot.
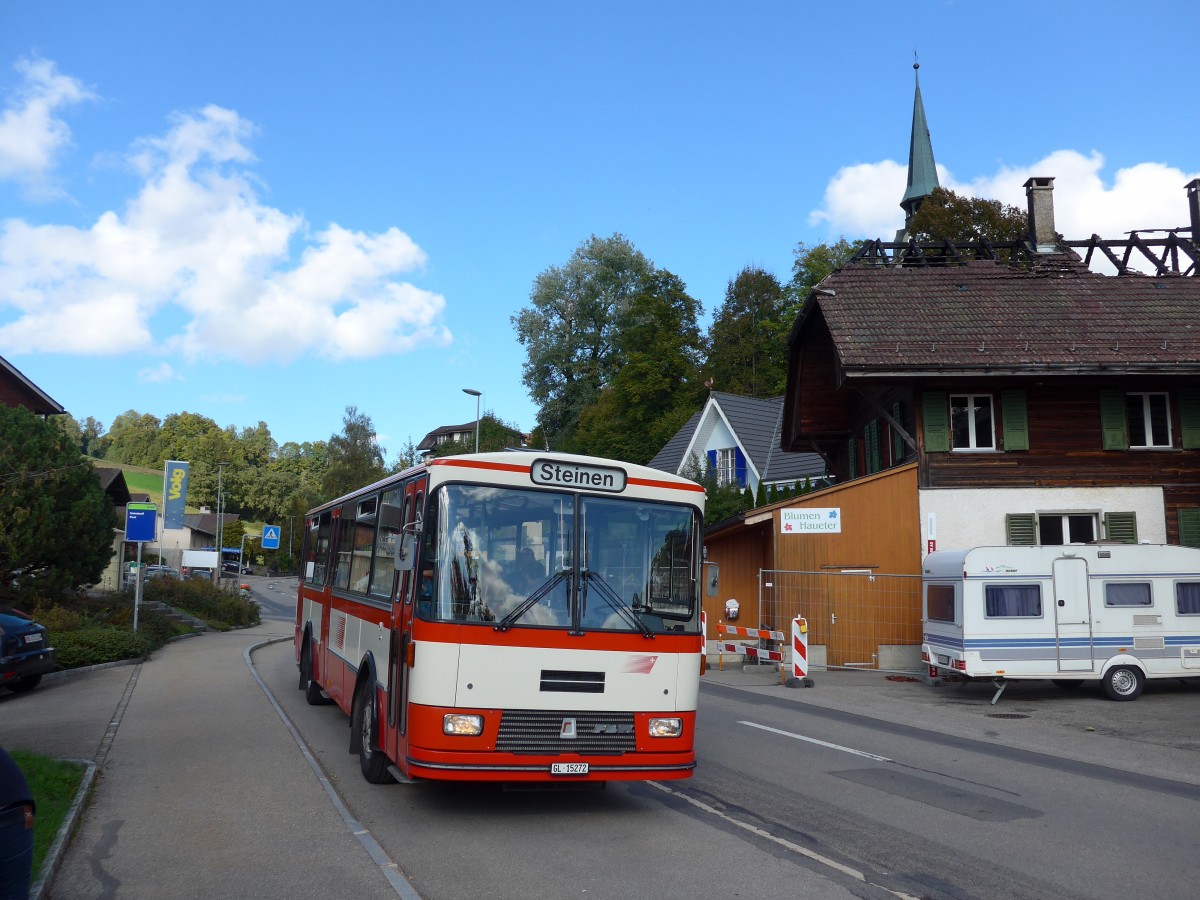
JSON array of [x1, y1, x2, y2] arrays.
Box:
[[125, 503, 158, 543], [261, 525, 281, 549]]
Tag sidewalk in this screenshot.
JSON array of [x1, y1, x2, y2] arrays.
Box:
[[0, 624, 404, 900]]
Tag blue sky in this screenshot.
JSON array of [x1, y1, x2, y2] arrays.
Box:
[[2, 1, 1197, 461]]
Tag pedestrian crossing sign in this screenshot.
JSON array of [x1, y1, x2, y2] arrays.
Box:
[[262, 525, 281, 549]]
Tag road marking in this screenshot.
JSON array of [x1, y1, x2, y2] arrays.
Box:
[[647, 781, 918, 900], [738, 720, 893, 762]]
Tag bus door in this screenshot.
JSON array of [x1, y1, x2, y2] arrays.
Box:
[[387, 476, 427, 761]]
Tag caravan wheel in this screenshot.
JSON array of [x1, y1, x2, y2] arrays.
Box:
[[1102, 665, 1144, 701]]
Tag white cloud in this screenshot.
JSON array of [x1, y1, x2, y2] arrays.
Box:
[[810, 151, 1200, 259], [0, 68, 451, 363], [0, 57, 94, 195], [137, 362, 181, 384]]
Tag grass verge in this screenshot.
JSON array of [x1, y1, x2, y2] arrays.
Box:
[[9, 750, 87, 878]]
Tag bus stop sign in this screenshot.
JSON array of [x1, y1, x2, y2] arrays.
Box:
[[261, 525, 281, 549], [125, 502, 158, 543]]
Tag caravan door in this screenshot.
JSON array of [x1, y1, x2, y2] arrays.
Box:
[[1052, 556, 1094, 672]]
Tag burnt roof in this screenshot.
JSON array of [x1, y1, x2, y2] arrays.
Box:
[[793, 259, 1200, 377]]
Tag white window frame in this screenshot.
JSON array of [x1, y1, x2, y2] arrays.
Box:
[[1037, 512, 1099, 546], [949, 394, 996, 450], [715, 448, 736, 487], [1127, 392, 1172, 449]]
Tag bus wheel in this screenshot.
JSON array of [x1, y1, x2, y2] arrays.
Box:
[[1051, 679, 1084, 689], [301, 643, 329, 706], [1102, 665, 1144, 701], [356, 685, 395, 784]]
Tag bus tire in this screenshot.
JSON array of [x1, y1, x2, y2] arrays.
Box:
[[1102, 665, 1144, 701], [1051, 679, 1084, 689], [356, 683, 395, 784], [301, 642, 329, 706]]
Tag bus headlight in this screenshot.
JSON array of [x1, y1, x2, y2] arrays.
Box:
[[443, 714, 484, 736], [648, 717, 682, 738]]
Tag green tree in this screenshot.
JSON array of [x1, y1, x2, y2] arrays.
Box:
[[680, 451, 751, 525], [705, 266, 789, 397], [512, 233, 655, 450], [907, 187, 1027, 245], [788, 238, 861, 299], [571, 270, 705, 463], [322, 406, 386, 499], [392, 438, 421, 473], [0, 406, 114, 601], [103, 410, 162, 466]]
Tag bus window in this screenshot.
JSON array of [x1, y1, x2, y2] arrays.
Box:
[[369, 488, 404, 600], [305, 512, 332, 585]]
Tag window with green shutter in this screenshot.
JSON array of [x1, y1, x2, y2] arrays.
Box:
[[1103, 511, 1138, 544], [1180, 390, 1200, 450], [1178, 509, 1200, 548], [922, 391, 949, 452], [846, 437, 857, 480], [1000, 390, 1029, 451], [1098, 389, 1129, 450], [1006, 513, 1037, 545]]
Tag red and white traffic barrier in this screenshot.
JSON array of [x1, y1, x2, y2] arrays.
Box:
[[716, 624, 786, 675], [700, 610, 707, 674], [787, 616, 814, 688]]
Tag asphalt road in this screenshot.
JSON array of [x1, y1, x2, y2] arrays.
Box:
[[9, 577, 1197, 899]]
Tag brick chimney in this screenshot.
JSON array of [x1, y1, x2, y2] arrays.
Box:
[[1025, 177, 1056, 252], [1188, 179, 1200, 242]]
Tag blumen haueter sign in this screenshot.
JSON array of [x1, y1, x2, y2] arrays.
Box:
[[780, 507, 842, 534]]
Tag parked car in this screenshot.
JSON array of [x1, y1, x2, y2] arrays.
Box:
[[0, 605, 55, 693], [221, 561, 251, 575], [183, 567, 214, 580], [146, 565, 181, 580]]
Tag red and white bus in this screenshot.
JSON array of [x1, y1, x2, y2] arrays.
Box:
[[295, 450, 710, 784]]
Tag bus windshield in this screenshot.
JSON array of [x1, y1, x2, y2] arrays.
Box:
[[417, 484, 699, 634]]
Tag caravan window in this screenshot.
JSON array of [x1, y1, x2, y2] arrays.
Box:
[[1104, 582, 1152, 607], [1176, 582, 1200, 615], [984, 584, 1042, 618], [926, 584, 956, 622]]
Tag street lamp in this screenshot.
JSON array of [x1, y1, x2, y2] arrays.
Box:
[[215, 462, 229, 583], [462, 388, 481, 452], [239, 532, 255, 575]]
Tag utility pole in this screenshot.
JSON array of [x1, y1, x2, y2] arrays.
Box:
[[215, 462, 228, 583]]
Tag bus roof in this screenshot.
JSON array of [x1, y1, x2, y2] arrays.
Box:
[[307, 450, 705, 517]]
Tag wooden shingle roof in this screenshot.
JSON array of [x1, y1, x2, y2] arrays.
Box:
[[794, 260, 1200, 378]]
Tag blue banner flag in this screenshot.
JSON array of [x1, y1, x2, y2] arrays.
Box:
[[163, 460, 189, 530]]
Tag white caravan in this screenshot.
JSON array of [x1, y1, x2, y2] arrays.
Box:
[[922, 544, 1200, 701]]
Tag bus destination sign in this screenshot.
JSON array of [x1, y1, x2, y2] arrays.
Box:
[[531, 459, 627, 493]]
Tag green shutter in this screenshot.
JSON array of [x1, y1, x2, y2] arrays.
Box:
[[1098, 389, 1128, 450], [891, 401, 905, 461], [1178, 509, 1200, 548], [846, 437, 857, 479], [1000, 389, 1029, 451], [865, 420, 880, 474], [1180, 390, 1200, 450], [1103, 511, 1138, 544], [922, 391, 949, 453], [1006, 513, 1037, 545]]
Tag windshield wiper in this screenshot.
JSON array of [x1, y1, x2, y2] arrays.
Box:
[[581, 571, 654, 638], [494, 570, 569, 632]]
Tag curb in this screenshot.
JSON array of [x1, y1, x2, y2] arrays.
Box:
[[30, 758, 97, 900]]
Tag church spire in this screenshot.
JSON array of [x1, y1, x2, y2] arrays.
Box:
[[897, 59, 939, 238]]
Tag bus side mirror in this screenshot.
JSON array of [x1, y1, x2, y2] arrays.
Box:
[[704, 562, 719, 597], [394, 523, 421, 572]]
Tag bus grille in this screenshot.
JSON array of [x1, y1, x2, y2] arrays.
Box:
[[496, 710, 636, 754]]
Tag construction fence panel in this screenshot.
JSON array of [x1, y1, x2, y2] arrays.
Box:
[[757, 570, 924, 672]]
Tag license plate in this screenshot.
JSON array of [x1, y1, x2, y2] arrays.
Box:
[[550, 762, 588, 776], [937, 654, 949, 665], [23, 634, 42, 645]]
